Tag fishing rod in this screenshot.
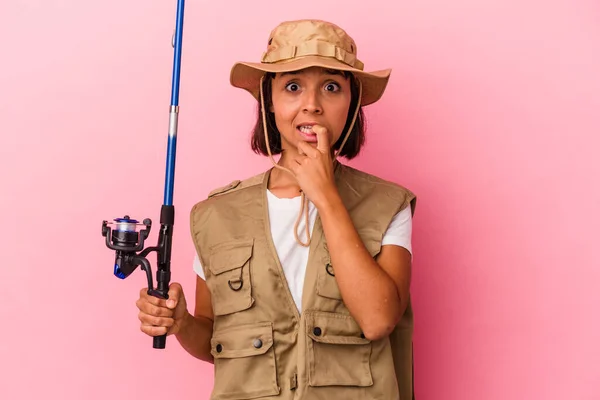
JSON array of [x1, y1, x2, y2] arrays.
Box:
[[101, 0, 186, 350]]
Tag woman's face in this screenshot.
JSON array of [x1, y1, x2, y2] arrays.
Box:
[[270, 67, 352, 153]]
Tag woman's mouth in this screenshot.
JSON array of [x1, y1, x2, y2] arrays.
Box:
[[297, 124, 318, 142]]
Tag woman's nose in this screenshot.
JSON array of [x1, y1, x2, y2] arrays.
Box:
[[302, 88, 323, 114]]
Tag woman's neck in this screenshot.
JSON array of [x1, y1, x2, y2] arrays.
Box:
[[267, 151, 302, 198]]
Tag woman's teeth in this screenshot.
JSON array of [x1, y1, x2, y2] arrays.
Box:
[[299, 126, 314, 134]]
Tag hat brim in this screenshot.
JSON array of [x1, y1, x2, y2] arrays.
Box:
[[230, 55, 391, 106]]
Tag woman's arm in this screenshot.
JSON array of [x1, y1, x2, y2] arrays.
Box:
[[174, 276, 215, 363], [290, 128, 412, 341], [317, 195, 412, 341]]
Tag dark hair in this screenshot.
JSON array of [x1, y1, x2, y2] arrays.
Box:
[[250, 71, 366, 159]]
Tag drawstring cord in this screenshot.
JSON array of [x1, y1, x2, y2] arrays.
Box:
[[259, 75, 363, 247]]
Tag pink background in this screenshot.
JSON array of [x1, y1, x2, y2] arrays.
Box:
[[2, 0, 599, 399]]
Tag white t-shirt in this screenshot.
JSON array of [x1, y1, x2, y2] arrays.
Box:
[[193, 189, 412, 313]]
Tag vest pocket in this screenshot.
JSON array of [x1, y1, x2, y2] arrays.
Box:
[[210, 321, 280, 399], [208, 239, 255, 316], [316, 256, 342, 300], [305, 311, 374, 387], [316, 229, 382, 301]]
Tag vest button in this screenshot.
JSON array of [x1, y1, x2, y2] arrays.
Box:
[[216, 344, 222, 353], [253, 339, 263, 349], [313, 327, 322, 336]]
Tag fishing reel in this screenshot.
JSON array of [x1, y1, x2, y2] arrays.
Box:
[[101, 206, 174, 349]]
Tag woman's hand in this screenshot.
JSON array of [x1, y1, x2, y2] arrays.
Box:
[[136, 282, 189, 337], [290, 125, 340, 209]]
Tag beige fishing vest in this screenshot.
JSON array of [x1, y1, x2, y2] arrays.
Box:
[[190, 162, 417, 400]]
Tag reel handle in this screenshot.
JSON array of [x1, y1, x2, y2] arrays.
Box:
[[138, 253, 170, 349], [154, 334, 167, 349], [147, 287, 168, 349]]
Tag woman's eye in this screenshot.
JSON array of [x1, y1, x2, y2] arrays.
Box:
[[285, 82, 300, 92], [325, 82, 340, 92]]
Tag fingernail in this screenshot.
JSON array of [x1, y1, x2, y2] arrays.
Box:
[[167, 300, 176, 308]]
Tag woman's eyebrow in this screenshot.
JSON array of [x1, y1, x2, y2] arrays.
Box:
[[280, 71, 300, 77], [323, 68, 345, 76], [279, 69, 345, 78]]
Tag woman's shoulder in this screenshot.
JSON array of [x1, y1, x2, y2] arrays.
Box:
[[339, 164, 416, 201], [191, 170, 266, 211], [206, 172, 264, 198]]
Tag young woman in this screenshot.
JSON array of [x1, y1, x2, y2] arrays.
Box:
[[136, 19, 417, 400]]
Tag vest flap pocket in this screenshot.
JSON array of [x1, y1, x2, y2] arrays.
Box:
[[208, 239, 254, 275], [306, 311, 370, 345], [206, 239, 254, 316], [210, 322, 280, 400], [305, 311, 373, 388], [316, 255, 342, 300], [211, 322, 274, 359]]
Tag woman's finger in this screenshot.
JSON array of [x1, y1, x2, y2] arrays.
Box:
[[138, 311, 175, 328], [297, 141, 319, 158], [140, 324, 168, 337], [136, 298, 174, 318]]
